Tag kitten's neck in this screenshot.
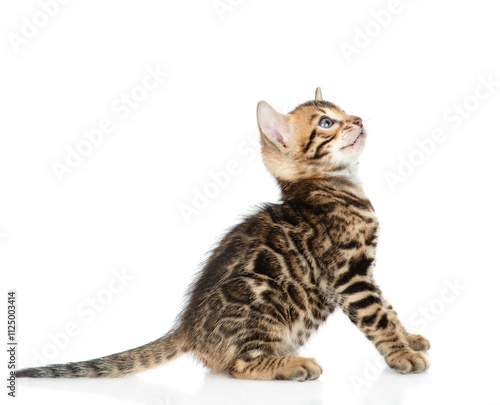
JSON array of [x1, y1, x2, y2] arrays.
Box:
[[277, 167, 366, 204]]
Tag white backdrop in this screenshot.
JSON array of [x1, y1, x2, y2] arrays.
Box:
[[1, 1, 499, 404]]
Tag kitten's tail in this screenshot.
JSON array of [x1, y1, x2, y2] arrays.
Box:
[[15, 329, 184, 378]]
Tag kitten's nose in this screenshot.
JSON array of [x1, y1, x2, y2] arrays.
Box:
[[352, 116, 363, 128]]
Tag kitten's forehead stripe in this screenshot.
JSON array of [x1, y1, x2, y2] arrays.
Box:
[[290, 100, 340, 114], [309, 113, 319, 123]]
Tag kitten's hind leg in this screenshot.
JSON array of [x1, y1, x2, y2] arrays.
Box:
[[230, 354, 323, 381]]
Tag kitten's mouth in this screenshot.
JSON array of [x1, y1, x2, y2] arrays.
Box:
[[340, 131, 364, 150]]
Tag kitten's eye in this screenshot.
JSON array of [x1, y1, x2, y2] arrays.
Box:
[[318, 118, 334, 128]]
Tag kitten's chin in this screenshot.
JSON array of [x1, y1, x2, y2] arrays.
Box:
[[341, 131, 365, 152]]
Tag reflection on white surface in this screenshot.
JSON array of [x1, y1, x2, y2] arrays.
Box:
[[19, 368, 324, 405], [14, 308, 500, 405]]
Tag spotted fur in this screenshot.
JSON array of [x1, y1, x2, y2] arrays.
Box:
[[16, 89, 429, 381]]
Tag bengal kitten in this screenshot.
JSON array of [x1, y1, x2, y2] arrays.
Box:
[[17, 88, 430, 382]]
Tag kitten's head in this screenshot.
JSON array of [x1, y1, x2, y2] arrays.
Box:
[[257, 88, 365, 182]]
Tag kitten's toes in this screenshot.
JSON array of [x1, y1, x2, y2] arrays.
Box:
[[286, 358, 323, 382], [387, 351, 430, 374], [407, 334, 431, 351]]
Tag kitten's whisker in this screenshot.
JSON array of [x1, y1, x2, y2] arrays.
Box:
[[362, 113, 378, 125]]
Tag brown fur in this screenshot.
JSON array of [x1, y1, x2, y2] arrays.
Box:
[[16, 89, 429, 381]]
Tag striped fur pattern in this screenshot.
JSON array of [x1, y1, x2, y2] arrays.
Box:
[[16, 89, 429, 381]]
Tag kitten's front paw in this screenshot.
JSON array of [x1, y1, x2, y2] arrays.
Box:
[[407, 334, 431, 352], [387, 351, 430, 374]]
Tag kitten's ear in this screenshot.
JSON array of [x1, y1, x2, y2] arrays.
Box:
[[257, 101, 291, 148], [315, 87, 323, 101]]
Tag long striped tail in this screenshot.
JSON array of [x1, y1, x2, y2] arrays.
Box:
[[16, 330, 183, 378]]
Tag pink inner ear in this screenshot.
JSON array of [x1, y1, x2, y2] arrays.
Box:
[[270, 128, 287, 147], [258, 103, 290, 148]]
